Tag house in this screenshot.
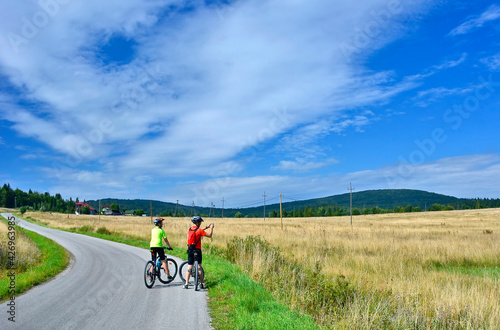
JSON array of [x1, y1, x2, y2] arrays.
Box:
[[74, 202, 97, 215], [105, 208, 124, 216]]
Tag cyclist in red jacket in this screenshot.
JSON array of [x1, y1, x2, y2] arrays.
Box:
[[183, 216, 213, 289]]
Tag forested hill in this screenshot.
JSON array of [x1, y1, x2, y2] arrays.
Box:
[[87, 189, 499, 218], [283, 189, 463, 210]]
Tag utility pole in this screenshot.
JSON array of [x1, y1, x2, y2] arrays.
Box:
[[280, 193, 283, 230], [263, 191, 267, 221], [99, 200, 101, 221], [175, 200, 179, 217], [221, 198, 225, 219], [150, 200, 153, 223], [14, 196, 17, 209], [348, 183, 355, 226]]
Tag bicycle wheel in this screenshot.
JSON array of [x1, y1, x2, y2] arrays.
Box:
[[144, 261, 155, 288], [158, 258, 178, 284], [194, 260, 199, 291], [179, 261, 204, 286], [178, 261, 190, 283]]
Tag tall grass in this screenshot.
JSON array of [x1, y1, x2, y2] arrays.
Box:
[[218, 236, 486, 329], [218, 236, 355, 326], [0, 217, 42, 273]]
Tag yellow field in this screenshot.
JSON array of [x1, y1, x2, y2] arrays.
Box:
[[23, 209, 500, 326]]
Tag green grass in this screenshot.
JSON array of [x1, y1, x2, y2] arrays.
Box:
[[0, 216, 70, 301], [202, 254, 320, 329], [426, 259, 500, 278]]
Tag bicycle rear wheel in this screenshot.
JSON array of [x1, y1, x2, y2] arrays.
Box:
[[144, 261, 155, 288], [158, 258, 178, 284]]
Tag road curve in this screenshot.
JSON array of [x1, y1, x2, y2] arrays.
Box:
[[0, 213, 212, 330]]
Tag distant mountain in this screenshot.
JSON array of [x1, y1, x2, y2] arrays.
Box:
[[87, 189, 498, 217]]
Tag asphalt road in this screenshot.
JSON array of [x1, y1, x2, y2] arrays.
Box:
[[0, 213, 212, 330]]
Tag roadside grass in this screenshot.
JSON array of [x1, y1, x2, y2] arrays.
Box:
[[0, 215, 69, 301], [203, 254, 319, 329]]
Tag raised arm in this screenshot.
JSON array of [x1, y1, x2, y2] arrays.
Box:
[[204, 223, 214, 238]]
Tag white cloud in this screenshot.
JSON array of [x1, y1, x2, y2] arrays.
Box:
[[406, 53, 467, 81], [449, 5, 500, 36], [413, 86, 474, 107], [273, 158, 339, 172], [156, 154, 500, 207], [374, 154, 500, 198]]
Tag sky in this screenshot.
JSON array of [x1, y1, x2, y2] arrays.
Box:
[[0, 0, 499, 208]]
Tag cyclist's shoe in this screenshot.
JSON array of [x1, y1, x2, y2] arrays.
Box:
[[183, 284, 189, 289], [168, 276, 174, 281], [199, 283, 205, 289]]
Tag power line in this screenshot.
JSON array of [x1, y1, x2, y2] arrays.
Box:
[[263, 191, 267, 220], [348, 182, 355, 226], [221, 197, 225, 219]]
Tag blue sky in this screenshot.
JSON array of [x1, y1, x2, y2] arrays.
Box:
[[0, 0, 499, 208]]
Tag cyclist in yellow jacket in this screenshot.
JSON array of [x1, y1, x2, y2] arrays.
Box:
[[150, 218, 173, 280]]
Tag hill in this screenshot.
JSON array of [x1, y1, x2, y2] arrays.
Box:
[[87, 189, 499, 217]]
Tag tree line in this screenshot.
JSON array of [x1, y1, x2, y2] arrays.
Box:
[[0, 183, 76, 213], [261, 200, 497, 218], [2, 183, 499, 218]]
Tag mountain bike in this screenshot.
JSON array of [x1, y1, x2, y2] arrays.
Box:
[[179, 250, 204, 291], [144, 247, 178, 288]]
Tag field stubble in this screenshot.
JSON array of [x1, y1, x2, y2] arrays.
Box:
[[23, 208, 500, 327]]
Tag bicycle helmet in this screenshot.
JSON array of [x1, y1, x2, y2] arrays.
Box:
[[191, 215, 204, 223], [153, 218, 163, 226]]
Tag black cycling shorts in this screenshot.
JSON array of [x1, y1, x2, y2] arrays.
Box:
[[150, 247, 166, 261], [187, 248, 202, 265]]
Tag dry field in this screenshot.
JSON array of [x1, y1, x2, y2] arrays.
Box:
[[0, 210, 42, 274], [23, 208, 500, 326]]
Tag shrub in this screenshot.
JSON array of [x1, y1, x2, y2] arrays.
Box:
[[77, 225, 94, 233], [20, 206, 28, 214], [96, 227, 112, 235]]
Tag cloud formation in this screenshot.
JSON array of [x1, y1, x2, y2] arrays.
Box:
[[0, 1, 427, 179], [1, 1, 499, 206], [449, 4, 500, 36]]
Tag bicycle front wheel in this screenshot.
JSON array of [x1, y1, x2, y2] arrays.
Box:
[[179, 261, 204, 285], [179, 261, 190, 283], [194, 260, 199, 291], [158, 258, 178, 284], [144, 261, 155, 288]]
